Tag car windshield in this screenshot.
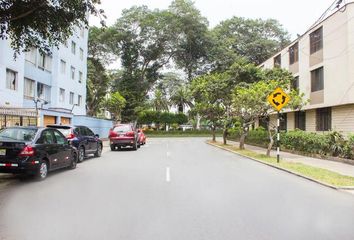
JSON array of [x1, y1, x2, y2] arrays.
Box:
[[0, 128, 37, 141], [55, 128, 71, 136], [113, 125, 132, 133]]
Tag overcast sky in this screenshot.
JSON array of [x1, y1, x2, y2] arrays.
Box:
[[89, 0, 346, 40]]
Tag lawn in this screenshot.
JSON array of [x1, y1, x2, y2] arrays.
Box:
[[209, 141, 354, 188]]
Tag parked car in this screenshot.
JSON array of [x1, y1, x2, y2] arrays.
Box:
[[109, 124, 139, 151], [137, 129, 146, 145], [47, 125, 103, 162], [0, 127, 77, 180]]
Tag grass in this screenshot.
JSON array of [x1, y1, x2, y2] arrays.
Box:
[[209, 141, 354, 187]]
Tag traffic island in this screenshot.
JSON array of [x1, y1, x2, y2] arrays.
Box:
[[207, 141, 354, 191]]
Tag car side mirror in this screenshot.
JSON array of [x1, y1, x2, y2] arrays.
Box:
[[95, 134, 100, 138]]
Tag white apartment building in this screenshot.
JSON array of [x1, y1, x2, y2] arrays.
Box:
[[259, 2, 354, 136], [0, 26, 88, 127]]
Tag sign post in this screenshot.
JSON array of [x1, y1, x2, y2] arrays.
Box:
[[267, 87, 290, 163]]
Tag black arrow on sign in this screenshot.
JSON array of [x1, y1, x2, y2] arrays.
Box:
[[282, 95, 286, 104]]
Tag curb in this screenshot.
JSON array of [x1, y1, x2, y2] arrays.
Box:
[[206, 141, 354, 191]]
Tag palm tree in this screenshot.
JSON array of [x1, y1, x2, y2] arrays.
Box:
[[169, 85, 194, 113], [152, 89, 169, 112]]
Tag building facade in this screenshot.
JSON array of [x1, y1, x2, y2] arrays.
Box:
[[259, 2, 354, 136], [0, 27, 88, 128]]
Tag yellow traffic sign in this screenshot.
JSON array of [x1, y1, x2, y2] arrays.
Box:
[[267, 87, 290, 111]]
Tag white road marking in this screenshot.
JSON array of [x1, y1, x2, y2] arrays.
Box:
[[166, 167, 171, 182], [166, 151, 171, 157]]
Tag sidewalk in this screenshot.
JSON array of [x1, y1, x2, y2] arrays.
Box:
[[225, 139, 354, 178]]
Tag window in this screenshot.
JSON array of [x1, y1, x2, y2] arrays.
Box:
[[79, 71, 83, 83], [80, 48, 84, 60], [273, 54, 281, 68], [295, 111, 306, 130], [71, 66, 75, 80], [71, 41, 76, 55], [78, 95, 82, 106], [292, 76, 299, 90], [38, 53, 52, 71], [70, 92, 74, 105], [310, 27, 323, 54], [279, 113, 287, 131], [60, 60, 66, 74], [25, 48, 37, 65], [37, 83, 51, 102], [316, 107, 331, 131], [6, 69, 17, 90], [39, 130, 55, 144], [59, 88, 65, 103], [53, 130, 66, 145], [289, 42, 299, 64], [24, 78, 35, 99], [311, 67, 324, 92]]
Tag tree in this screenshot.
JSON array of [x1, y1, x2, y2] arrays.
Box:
[[106, 6, 176, 121], [86, 58, 110, 117], [151, 89, 169, 112], [232, 68, 308, 155], [169, 85, 193, 113], [105, 92, 126, 121], [168, 0, 211, 81], [211, 17, 290, 66], [190, 73, 231, 142], [0, 0, 103, 55]]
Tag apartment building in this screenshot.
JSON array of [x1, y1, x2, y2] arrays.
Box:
[[259, 2, 354, 136], [0, 26, 88, 127]]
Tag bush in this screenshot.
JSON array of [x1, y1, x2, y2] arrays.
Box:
[[245, 127, 269, 147]]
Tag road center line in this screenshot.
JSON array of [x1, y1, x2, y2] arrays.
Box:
[[166, 167, 171, 182]]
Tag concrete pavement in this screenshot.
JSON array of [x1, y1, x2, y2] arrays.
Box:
[[0, 138, 354, 240]]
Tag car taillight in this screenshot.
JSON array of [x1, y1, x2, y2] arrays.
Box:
[[109, 130, 117, 138], [66, 133, 76, 139], [19, 145, 35, 157], [126, 131, 135, 137]]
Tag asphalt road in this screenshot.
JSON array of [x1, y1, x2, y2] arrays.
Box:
[[0, 138, 354, 240]]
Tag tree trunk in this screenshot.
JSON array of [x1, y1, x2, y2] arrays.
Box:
[[196, 114, 201, 130], [223, 128, 228, 145], [239, 133, 246, 150], [266, 123, 274, 156], [239, 125, 249, 150], [212, 126, 216, 142]]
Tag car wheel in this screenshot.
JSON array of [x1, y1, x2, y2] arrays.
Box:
[[138, 142, 141, 148], [69, 152, 77, 169], [78, 146, 85, 162], [94, 144, 102, 157], [110, 145, 115, 151], [36, 161, 48, 180]]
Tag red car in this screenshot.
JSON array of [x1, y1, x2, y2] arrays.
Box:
[[137, 129, 146, 145], [109, 124, 139, 151]]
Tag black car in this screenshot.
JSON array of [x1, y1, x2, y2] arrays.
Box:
[[0, 127, 77, 180], [47, 125, 103, 162]]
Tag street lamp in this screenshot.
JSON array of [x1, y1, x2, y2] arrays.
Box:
[[71, 103, 79, 113]]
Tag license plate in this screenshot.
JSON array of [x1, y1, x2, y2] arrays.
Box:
[[0, 149, 5, 156]]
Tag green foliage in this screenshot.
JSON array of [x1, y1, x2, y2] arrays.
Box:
[[168, 0, 211, 80], [138, 111, 188, 126], [1, 0, 103, 56], [86, 58, 110, 117], [104, 92, 126, 121], [245, 127, 269, 147], [211, 17, 290, 66], [241, 128, 354, 160]]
